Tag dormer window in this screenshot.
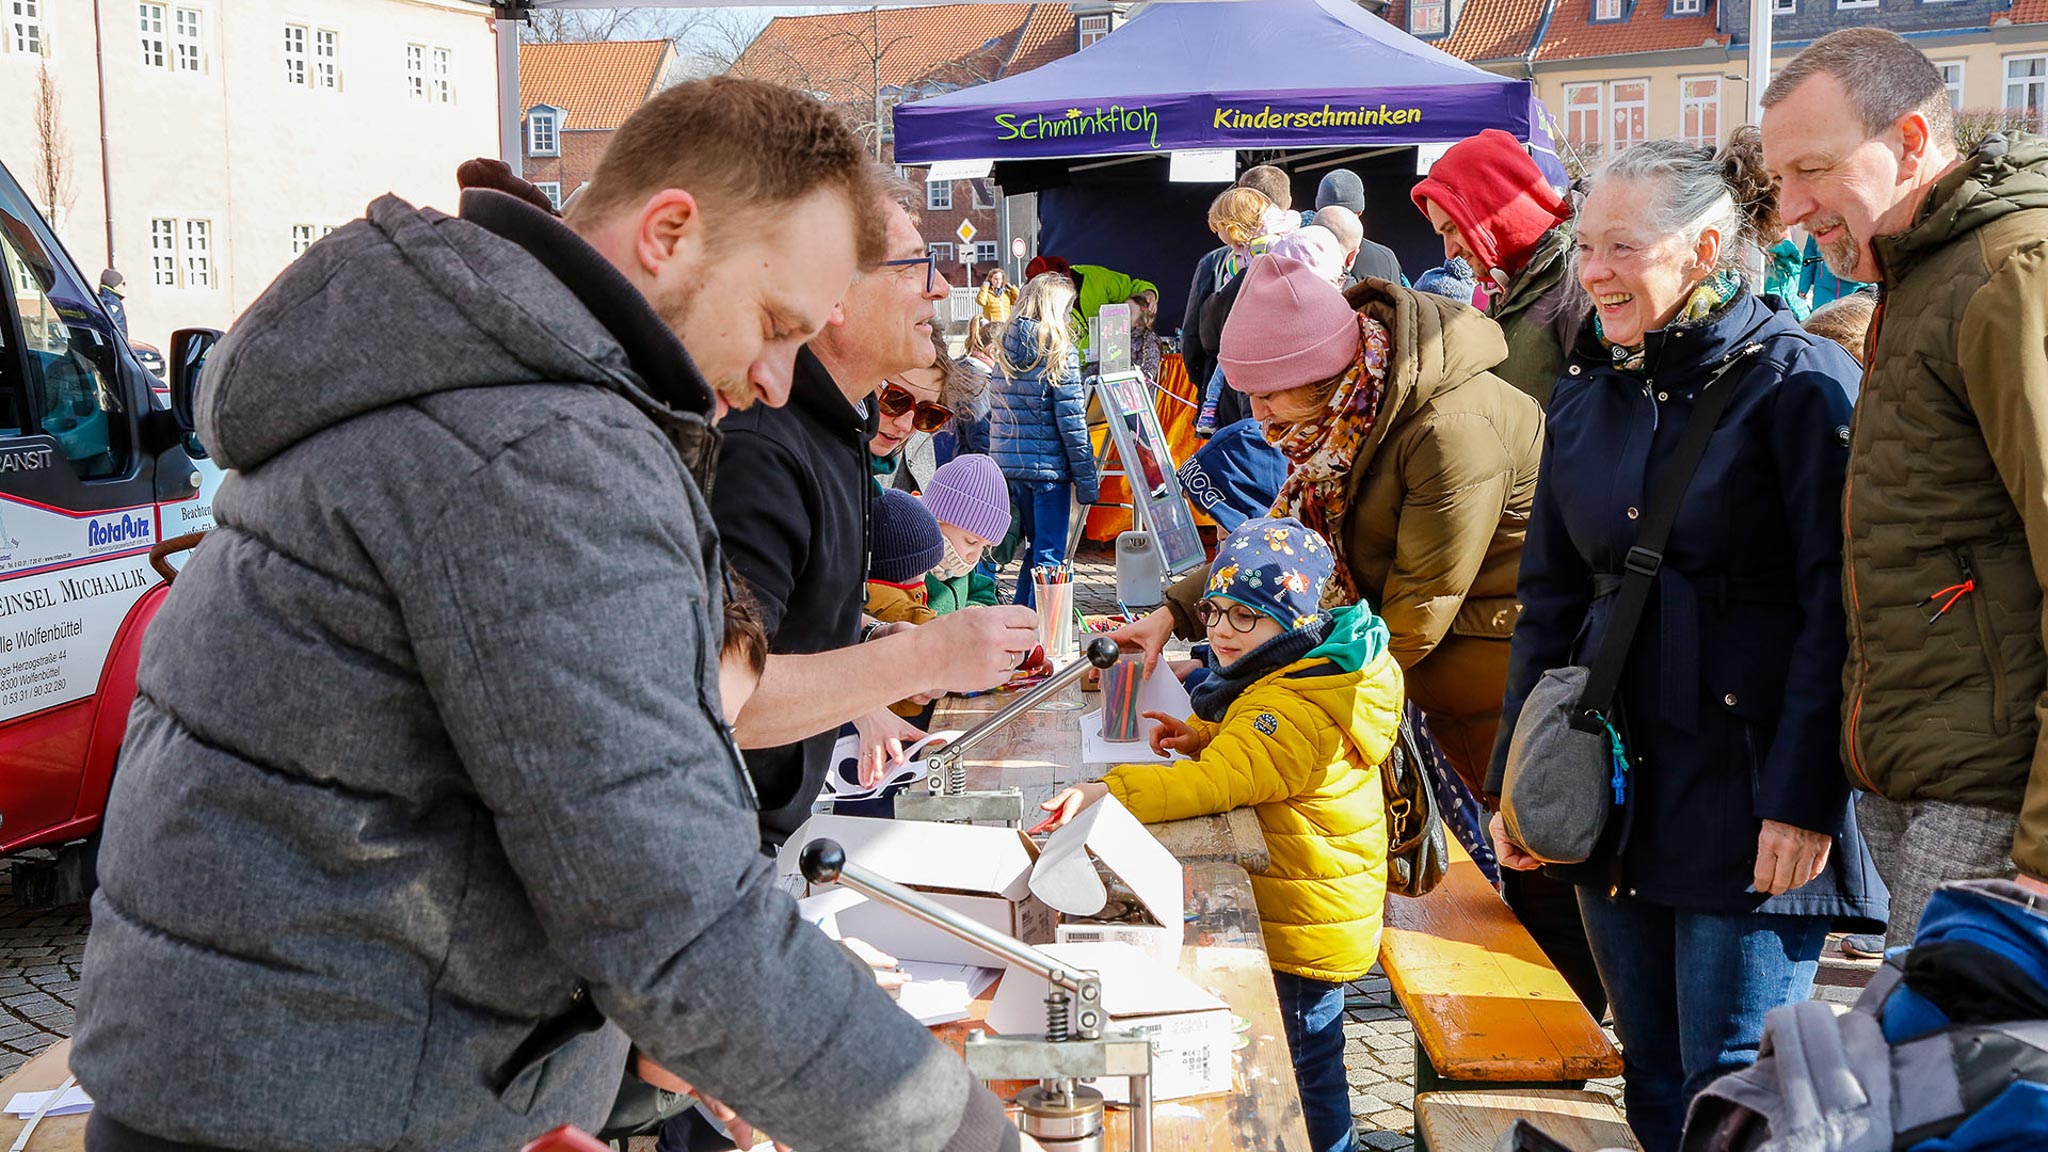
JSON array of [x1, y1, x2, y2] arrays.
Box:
[[1411, 0, 1447, 35], [527, 106, 560, 157], [1594, 0, 1624, 19], [1078, 14, 1111, 48], [1672, 0, 1702, 13]]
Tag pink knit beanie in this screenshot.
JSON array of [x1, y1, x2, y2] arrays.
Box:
[[1218, 253, 1361, 396]]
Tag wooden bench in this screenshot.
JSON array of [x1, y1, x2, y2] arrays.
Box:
[[1378, 843, 1622, 1108], [1416, 1089, 1640, 1152], [0, 1039, 85, 1152]]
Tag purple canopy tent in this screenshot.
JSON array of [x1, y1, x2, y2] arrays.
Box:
[[891, 0, 1567, 322]]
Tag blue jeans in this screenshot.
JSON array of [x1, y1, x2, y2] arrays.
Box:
[[1273, 971, 1354, 1152], [1008, 479, 1073, 607], [1575, 890, 1829, 1152]]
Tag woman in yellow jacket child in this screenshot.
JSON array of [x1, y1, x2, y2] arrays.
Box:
[[1041, 516, 1403, 1152]]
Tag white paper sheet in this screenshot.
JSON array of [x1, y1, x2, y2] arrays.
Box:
[[821, 728, 966, 802], [1080, 668, 1194, 765], [6, 1085, 92, 1117], [894, 961, 1001, 1026]]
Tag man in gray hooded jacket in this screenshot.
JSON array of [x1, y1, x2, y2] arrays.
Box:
[[72, 77, 1028, 1152]]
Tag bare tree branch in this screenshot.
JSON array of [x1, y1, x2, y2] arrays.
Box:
[[32, 57, 74, 229], [520, 6, 714, 45]]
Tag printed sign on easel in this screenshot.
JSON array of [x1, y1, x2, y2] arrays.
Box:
[[1092, 305, 1205, 579]]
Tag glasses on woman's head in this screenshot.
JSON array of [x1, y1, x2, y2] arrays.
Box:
[[1195, 598, 1265, 634], [881, 255, 940, 294], [877, 383, 953, 432]]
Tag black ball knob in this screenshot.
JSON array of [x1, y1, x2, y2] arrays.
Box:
[[1084, 636, 1121, 670], [799, 839, 845, 884]]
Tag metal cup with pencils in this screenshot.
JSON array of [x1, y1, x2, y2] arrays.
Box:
[[1031, 564, 1077, 663]]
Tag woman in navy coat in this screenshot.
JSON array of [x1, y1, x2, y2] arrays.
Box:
[[1488, 139, 1886, 1152]]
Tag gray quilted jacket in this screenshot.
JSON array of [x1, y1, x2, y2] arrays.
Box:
[[72, 192, 1012, 1152]]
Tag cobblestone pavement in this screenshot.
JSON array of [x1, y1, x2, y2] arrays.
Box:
[[0, 868, 89, 1080]]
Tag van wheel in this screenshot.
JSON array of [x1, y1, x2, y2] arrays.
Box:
[[13, 836, 99, 908]]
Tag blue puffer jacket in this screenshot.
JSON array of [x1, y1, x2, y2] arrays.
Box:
[[990, 318, 1099, 503]]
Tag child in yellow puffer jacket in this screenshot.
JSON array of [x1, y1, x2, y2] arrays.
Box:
[[1041, 516, 1402, 1152]]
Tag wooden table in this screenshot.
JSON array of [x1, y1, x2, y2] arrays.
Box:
[[931, 687, 1308, 1152], [0, 1040, 85, 1152]]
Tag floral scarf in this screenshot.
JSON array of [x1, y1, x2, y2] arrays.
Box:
[[1597, 269, 1742, 373], [1266, 313, 1393, 604]]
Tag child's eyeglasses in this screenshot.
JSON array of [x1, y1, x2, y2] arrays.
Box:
[[878, 383, 953, 433], [1195, 598, 1265, 634]]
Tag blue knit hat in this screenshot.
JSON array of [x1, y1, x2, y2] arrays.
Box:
[[870, 489, 945, 583], [1203, 516, 1335, 629], [1414, 256, 1479, 304]]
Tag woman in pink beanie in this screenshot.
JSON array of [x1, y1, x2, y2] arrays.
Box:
[[1117, 252, 1542, 808]]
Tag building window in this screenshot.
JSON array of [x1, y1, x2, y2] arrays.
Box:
[[976, 240, 999, 264], [1564, 82, 1604, 159], [183, 219, 213, 288], [2008, 55, 2048, 118], [1609, 79, 1649, 154], [9, 0, 42, 56], [927, 179, 952, 211], [1077, 14, 1111, 49], [314, 28, 337, 89], [406, 43, 425, 102], [1836, 0, 1876, 9], [1938, 61, 1964, 112], [174, 8, 203, 72], [431, 46, 452, 103], [1594, 0, 1623, 19], [1672, 0, 1702, 13], [528, 108, 558, 156], [1410, 0, 1447, 34], [290, 224, 315, 257], [1770, 0, 1796, 13], [150, 218, 178, 286], [927, 242, 954, 263], [139, 3, 166, 67], [1680, 75, 1720, 148], [535, 182, 562, 210], [284, 23, 308, 86]]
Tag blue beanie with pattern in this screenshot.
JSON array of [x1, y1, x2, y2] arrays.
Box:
[[1203, 516, 1335, 629]]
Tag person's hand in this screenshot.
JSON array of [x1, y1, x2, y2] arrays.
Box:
[[1754, 819, 1832, 896], [842, 937, 909, 995], [632, 1055, 788, 1152], [1037, 782, 1111, 832], [912, 605, 1039, 693], [1145, 712, 1204, 757], [1111, 608, 1175, 677], [853, 709, 924, 788], [1490, 812, 1542, 872]]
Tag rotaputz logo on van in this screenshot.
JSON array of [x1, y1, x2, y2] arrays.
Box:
[[87, 512, 153, 550]]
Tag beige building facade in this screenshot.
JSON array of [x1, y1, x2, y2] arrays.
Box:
[[0, 0, 495, 348]]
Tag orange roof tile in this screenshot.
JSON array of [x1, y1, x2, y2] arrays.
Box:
[[1534, 0, 1726, 62], [736, 4, 1071, 102], [1440, 0, 1549, 61], [519, 40, 674, 131], [2007, 0, 2048, 23], [1005, 5, 1081, 75]]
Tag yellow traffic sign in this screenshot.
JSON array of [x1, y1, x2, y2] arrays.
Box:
[[956, 220, 977, 245]]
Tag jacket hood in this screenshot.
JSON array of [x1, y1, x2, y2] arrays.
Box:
[[1286, 602, 1401, 759], [1344, 277, 1510, 437], [200, 193, 706, 471], [1878, 131, 2048, 282]]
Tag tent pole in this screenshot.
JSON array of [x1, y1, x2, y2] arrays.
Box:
[[1747, 0, 1771, 127], [495, 2, 528, 168]]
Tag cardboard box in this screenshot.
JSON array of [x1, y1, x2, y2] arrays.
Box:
[[1030, 796, 1185, 967], [986, 941, 1233, 1102], [779, 814, 1053, 966]]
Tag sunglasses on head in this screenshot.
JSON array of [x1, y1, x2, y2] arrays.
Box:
[[1195, 597, 1266, 634], [878, 383, 953, 433]]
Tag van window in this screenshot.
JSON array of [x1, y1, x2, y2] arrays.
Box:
[[0, 214, 130, 481]]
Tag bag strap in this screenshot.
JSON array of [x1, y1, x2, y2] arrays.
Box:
[[1573, 342, 1764, 728]]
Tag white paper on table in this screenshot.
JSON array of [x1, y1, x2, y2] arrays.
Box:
[[6, 1085, 92, 1117], [893, 961, 1001, 1026], [822, 728, 966, 801], [1080, 668, 1194, 765]]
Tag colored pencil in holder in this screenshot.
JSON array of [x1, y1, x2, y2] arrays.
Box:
[[1100, 656, 1143, 742]]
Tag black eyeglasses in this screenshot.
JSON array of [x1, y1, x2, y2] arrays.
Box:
[[878, 382, 953, 432], [1195, 598, 1265, 634], [881, 255, 940, 294]]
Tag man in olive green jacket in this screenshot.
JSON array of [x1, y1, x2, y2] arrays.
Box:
[[1765, 29, 2048, 944]]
